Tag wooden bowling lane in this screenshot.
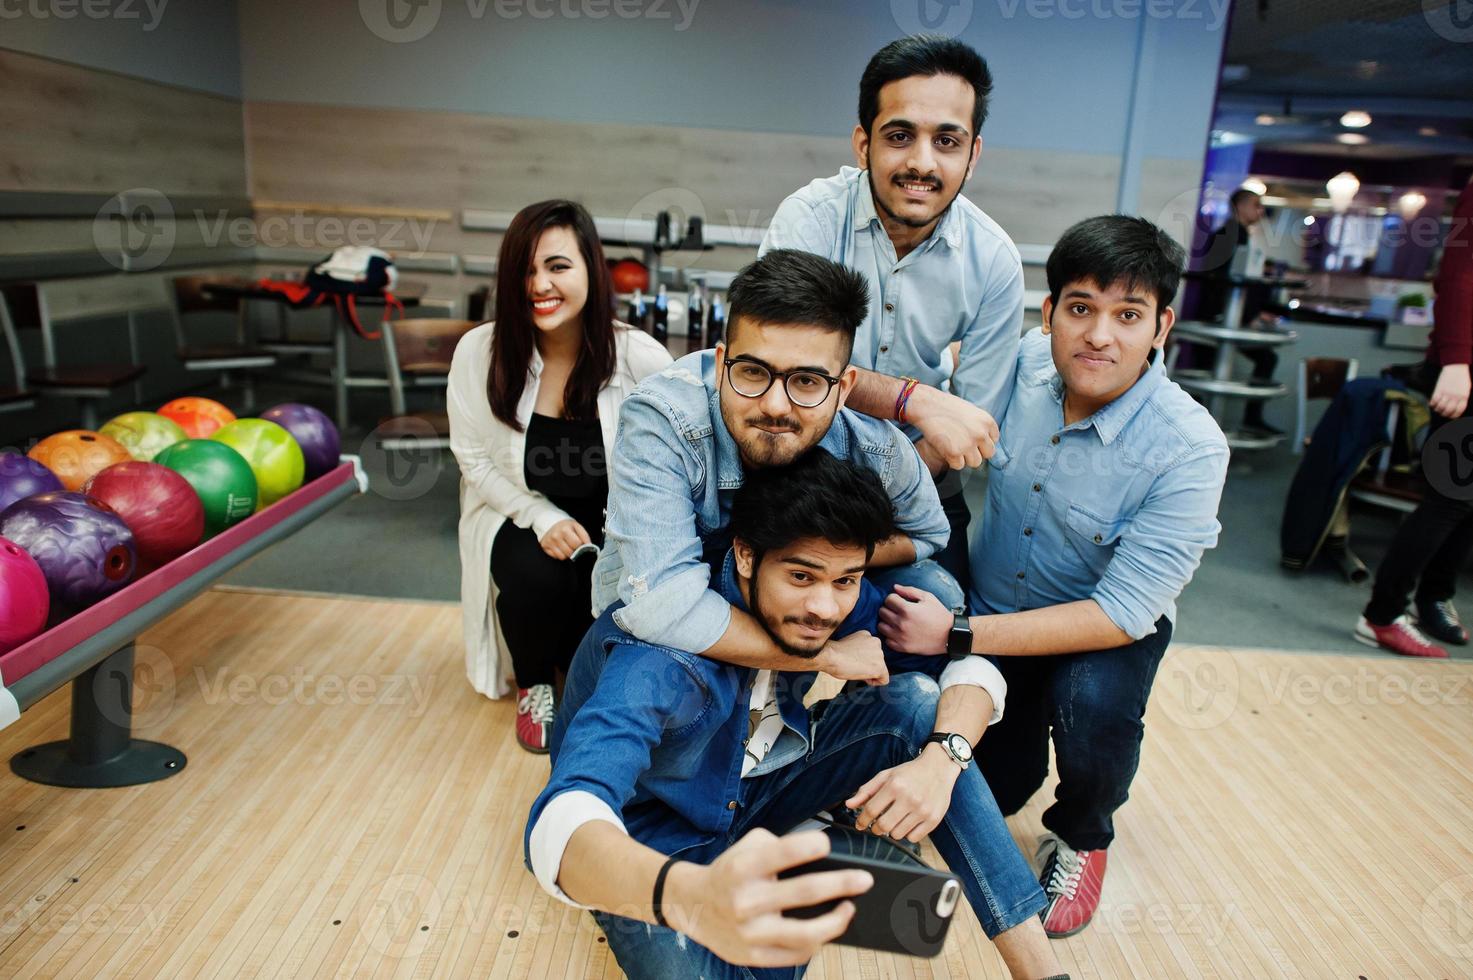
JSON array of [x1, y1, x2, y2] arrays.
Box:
[[1, 588, 1472, 978]]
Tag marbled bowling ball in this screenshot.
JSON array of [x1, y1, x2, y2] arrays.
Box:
[[0, 491, 136, 610]]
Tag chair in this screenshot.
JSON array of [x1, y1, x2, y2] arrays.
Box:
[[0, 289, 37, 415], [1294, 357, 1359, 454], [467, 285, 490, 323], [1, 282, 145, 430], [1347, 398, 1422, 515], [375, 318, 476, 450], [171, 274, 277, 412]]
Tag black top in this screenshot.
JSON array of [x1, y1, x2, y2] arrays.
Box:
[[524, 412, 607, 539]]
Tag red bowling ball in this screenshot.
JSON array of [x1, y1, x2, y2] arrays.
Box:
[[82, 462, 205, 570], [0, 536, 48, 653]]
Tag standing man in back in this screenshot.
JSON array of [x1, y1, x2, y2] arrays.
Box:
[[761, 34, 1025, 592]]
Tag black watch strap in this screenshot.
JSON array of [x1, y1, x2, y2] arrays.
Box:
[[947, 613, 973, 657]]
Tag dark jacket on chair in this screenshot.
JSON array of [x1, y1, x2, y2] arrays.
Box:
[[1281, 377, 1406, 569]]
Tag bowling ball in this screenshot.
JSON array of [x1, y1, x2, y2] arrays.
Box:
[[158, 396, 236, 439], [0, 492, 135, 610], [28, 430, 132, 491], [610, 258, 649, 294], [0, 452, 64, 512], [100, 411, 188, 462], [154, 439, 257, 537], [83, 462, 204, 569], [0, 536, 48, 653], [259, 403, 340, 480], [211, 419, 305, 508]]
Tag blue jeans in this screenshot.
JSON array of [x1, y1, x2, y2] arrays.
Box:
[[977, 617, 1172, 851], [867, 558, 966, 613], [592, 672, 1047, 979]]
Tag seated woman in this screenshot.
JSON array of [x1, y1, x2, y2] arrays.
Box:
[[449, 199, 672, 751]]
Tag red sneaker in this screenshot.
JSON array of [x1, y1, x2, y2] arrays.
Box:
[[1354, 615, 1449, 659], [1037, 834, 1107, 938], [515, 684, 555, 753]]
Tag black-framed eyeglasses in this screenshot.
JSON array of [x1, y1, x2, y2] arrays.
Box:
[[723, 355, 842, 409]]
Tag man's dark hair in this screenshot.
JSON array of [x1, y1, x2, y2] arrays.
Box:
[[859, 35, 993, 139], [1046, 215, 1186, 323], [725, 249, 869, 361], [1230, 187, 1261, 208], [729, 449, 897, 565]]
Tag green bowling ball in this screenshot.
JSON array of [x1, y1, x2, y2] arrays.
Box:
[[210, 419, 305, 509], [154, 439, 258, 537], [99, 411, 187, 462]]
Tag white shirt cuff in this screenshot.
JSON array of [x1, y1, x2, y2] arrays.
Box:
[[938, 656, 1007, 725], [528, 790, 627, 907]]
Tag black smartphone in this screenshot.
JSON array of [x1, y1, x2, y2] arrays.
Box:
[[777, 849, 962, 958]]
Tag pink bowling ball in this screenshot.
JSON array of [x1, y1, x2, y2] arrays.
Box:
[[0, 535, 49, 653]]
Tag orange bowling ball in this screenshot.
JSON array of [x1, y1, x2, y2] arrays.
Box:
[[27, 430, 133, 492], [158, 397, 236, 440]]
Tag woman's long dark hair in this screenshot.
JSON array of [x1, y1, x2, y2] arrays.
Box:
[[488, 200, 617, 431]]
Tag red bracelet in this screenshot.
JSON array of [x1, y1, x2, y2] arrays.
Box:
[[895, 377, 920, 424]]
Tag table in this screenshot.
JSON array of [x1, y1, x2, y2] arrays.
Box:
[[1172, 321, 1299, 450], [0, 460, 366, 787], [201, 277, 428, 431]]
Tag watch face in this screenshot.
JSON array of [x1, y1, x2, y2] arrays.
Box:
[[947, 734, 973, 762]]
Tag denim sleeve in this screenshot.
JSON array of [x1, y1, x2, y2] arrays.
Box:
[[951, 259, 1024, 422], [1092, 449, 1229, 639], [758, 194, 834, 258], [524, 642, 710, 876], [604, 392, 733, 653], [884, 430, 950, 562]]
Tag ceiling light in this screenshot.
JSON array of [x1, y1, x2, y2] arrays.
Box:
[[1340, 110, 1372, 128], [1326, 172, 1360, 213], [1336, 133, 1369, 146], [1303, 216, 1316, 226], [1255, 113, 1277, 126], [1241, 178, 1268, 196], [1419, 126, 1440, 137], [1398, 191, 1427, 219]]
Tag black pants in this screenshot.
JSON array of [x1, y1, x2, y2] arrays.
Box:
[[490, 521, 598, 688], [1241, 346, 1278, 425], [977, 618, 1172, 851], [1365, 407, 1473, 625], [931, 468, 973, 604]]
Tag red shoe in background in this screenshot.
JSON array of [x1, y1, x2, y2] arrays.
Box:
[[1354, 615, 1449, 659], [515, 684, 555, 754], [1037, 834, 1107, 938]]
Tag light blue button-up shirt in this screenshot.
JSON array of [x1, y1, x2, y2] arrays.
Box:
[[759, 166, 1024, 421], [971, 328, 1229, 639]]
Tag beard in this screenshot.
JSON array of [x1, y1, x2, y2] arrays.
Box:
[[749, 559, 838, 659], [719, 398, 828, 469], [865, 151, 967, 230]]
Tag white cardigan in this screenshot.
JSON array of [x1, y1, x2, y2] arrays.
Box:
[[448, 321, 674, 699]]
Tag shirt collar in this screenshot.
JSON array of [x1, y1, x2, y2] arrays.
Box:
[[853, 169, 961, 252], [1033, 347, 1167, 445]]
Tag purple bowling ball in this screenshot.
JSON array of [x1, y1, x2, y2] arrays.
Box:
[[0, 451, 64, 512], [259, 403, 340, 481], [0, 491, 136, 610]]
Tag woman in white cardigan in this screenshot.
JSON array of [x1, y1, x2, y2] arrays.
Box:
[[448, 200, 672, 751]]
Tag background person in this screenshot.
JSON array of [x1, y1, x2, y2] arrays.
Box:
[[448, 199, 672, 751]]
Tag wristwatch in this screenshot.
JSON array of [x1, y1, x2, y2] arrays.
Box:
[[947, 613, 973, 657], [924, 732, 973, 771]]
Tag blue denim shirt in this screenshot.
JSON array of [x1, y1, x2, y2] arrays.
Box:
[[759, 166, 1024, 421], [971, 328, 1229, 638], [529, 550, 895, 866], [591, 349, 950, 654]]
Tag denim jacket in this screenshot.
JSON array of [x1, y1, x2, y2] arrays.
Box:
[[590, 349, 950, 655]]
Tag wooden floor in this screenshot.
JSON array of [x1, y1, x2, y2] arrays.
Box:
[[1, 590, 1471, 979]]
